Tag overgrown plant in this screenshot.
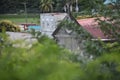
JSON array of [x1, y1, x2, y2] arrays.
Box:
[[58, 19, 106, 58], [0, 20, 20, 32], [0, 31, 82, 80], [79, 47, 120, 80]]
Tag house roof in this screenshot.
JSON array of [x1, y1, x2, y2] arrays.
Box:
[[77, 17, 109, 39], [52, 15, 110, 40]]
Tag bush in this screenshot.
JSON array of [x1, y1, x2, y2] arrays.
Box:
[[80, 51, 120, 80], [0, 33, 81, 80], [0, 20, 20, 32]]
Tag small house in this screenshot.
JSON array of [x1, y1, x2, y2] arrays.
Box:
[[52, 16, 111, 54]]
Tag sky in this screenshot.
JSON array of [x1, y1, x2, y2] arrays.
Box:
[[104, 0, 117, 4]]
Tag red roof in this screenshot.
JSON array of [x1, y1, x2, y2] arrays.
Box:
[[77, 17, 108, 39]]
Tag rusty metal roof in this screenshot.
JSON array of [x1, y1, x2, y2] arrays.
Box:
[[77, 17, 108, 39]]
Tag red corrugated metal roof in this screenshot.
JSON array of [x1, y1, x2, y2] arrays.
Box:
[[77, 17, 108, 39]]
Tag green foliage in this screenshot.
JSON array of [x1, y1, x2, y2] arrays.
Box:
[[0, 24, 120, 80], [59, 19, 92, 39], [84, 40, 105, 57], [39, 0, 54, 12], [0, 32, 12, 54], [0, 14, 40, 24], [80, 48, 120, 80], [58, 19, 105, 57], [0, 14, 39, 19], [95, 1, 120, 42], [0, 32, 81, 80], [72, 12, 101, 19], [97, 16, 120, 41], [0, 20, 20, 32], [103, 42, 120, 52]]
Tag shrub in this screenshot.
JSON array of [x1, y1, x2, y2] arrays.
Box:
[[0, 33, 81, 80], [80, 51, 120, 80], [0, 20, 20, 32]]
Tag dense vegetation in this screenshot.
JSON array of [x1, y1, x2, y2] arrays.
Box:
[[0, 0, 105, 13], [0, 28, 120, 80], [0, 32, 81, 80], [0, 20, 20, 32], [0, 0, 120, 80]]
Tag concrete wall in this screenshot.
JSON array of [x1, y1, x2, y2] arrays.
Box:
[[40, 13, 67, 38], [54, 28, 84, 54]]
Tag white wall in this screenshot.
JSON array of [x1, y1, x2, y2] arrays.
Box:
[[40, 13, 67, 38]]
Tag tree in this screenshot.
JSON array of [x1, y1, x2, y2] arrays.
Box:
[[79, 1, 120, 80], [39, 0, 54, 12], [54, 0, 64, 12], [96, 0, 120, 42], [79, 47, 120, 80]]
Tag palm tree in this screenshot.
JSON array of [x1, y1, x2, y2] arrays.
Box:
[[39, 0, 54, 12]]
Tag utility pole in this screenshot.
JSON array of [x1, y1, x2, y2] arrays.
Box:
[[23, 2, 28, 24]]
